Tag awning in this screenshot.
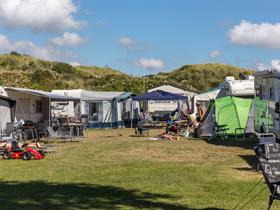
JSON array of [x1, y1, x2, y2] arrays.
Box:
[[5, 87, 79, 101], [132, 90, 188, 101], [114, 92, 134, 102]]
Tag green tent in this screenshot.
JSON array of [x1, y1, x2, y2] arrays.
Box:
[[215, 96, 252, 134]]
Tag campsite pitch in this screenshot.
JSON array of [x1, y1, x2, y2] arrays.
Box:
[[0, 128, 277, 210]]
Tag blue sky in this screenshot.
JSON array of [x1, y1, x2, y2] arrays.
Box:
[[0, 0, 280, 75]]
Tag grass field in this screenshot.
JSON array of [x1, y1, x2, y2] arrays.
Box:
[[0, 128, 278, 210]]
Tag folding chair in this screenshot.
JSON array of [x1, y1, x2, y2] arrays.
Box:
[[135, 121, 149, 137], [47, 127, 73, 141], [255, 143, 280, 210], [208, 123, 229, 141]]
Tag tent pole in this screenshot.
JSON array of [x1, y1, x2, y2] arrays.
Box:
[[111, 101, 113, 128], [177, 100, 181, 120], [29, 94, 31, 121], [49, 98, 51, 127], [131, 100, 133, 129]]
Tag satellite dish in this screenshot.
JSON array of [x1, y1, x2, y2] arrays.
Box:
[[239, 72, 247, 80]]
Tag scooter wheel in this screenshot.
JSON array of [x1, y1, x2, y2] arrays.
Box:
[[3, 150, 11, 160], [22, 152, 31, 160]]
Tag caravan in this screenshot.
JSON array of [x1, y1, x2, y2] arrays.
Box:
[[221, 76, 255, 97], [193, 76, 255, 114], [3, 87, 81, 126], [254, 69, 280, 138]]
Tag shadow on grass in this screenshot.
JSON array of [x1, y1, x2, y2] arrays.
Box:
[[202, 137, 258, 150], [0, 181, 224, 210], [236, 155, 259, 171]]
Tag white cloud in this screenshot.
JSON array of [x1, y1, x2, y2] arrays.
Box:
[[118, 36, 135, 49], [118, 36, 153, 52], [271, 59, 280, 69], [255, 62, 269, 71], [255, 59, 280, 71], [0, 0, 86, 32], [228, 20, 280, 49], [0, 34, 74, 61], [209, 50, 221, 58], [69, 61, 81, 67], [51, 32, 86, 46], [136, 57, 165, 70]]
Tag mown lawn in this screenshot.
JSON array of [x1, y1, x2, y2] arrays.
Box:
[[0, 128, 278, 210]]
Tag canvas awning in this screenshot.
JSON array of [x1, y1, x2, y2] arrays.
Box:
[[0, 95, 16, 129], [194, 89, 221, 101], [132, 90, 188, 101], [114, 92, 134, 102], [5, 87, 79, 101]]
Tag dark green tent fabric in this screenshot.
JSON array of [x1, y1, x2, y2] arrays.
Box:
[[253, 97, 272, 133], [214, 96, 252, 134]]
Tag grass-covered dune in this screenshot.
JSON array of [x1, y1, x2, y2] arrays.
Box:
[[0, 129, 276, 210], [0, 53, 252, 93]]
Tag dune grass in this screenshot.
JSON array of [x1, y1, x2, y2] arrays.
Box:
[[0, 128, 277, 210]]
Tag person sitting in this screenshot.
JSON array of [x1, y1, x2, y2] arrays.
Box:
[[195, 102, 205, 123], [158, 132, 177, 141], [166, 116, 179, 134]]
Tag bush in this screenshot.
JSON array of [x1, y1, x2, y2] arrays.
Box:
[[10, 51, 21, 56], [52, 62, 75, 75]]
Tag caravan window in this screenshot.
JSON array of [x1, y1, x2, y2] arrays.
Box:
[[89, 103, 99, 121], [36, 100, 42, 113]]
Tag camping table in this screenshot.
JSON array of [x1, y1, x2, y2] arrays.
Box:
[[60, 123, 84, 137]]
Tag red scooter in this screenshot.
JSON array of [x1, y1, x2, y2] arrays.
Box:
[[3, 141, 45, 160]]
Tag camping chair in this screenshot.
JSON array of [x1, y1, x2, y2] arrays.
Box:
[[46, 127, 73, 141], [235, 128, 245, 140], [36, 121, 49, 139], [254, 144, 280, 210], [135, 121, 150, 137], [208, 122, 229, 141]]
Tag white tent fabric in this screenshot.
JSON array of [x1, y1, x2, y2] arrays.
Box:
[[52, 89, 139, 128], [0, 95, 16, 130], [194, 89, 221, 101], [193, 89, 221, 113], [0, 105, 12, 130]]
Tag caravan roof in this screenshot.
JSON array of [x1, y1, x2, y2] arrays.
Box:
[[148, 84, 197, 97], [5, 87, 78, 101], [52, 89, 132, 102], [254, 69, 280, 78]]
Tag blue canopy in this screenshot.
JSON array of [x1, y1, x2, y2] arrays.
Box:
[[132, 90, 187, 101]]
